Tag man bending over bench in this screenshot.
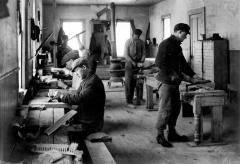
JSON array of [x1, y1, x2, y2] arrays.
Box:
[[48, 56, 106, 138]]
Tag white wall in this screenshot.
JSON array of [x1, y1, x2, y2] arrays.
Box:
[[43, 4, 149, 49], [149, 0, 240, 97], [149, 0, 240, 51]]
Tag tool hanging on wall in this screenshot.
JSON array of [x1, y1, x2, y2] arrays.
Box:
[[31, 18, 41, 42], [0, 0, 9, 18], [50, 30, 86, 47], [35, 32, 53, 57]]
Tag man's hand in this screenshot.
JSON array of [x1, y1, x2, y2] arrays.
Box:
[[191, 74, 210, 84], [57, 80, 68, 89], [62, 68, 72, 75], [48, 90, 59, 99], [193, 74, 202, 80], [137, 62, 144, 68], [132, 61, 137, 67]]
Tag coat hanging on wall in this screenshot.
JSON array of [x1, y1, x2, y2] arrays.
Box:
[[31, 18, 40, 42], [0, 0, 9, 19]]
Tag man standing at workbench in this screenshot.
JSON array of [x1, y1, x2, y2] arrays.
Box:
[[124, 29, 146, 108], [155, 23, 202, 147]]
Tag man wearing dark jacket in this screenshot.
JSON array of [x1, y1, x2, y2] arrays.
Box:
[[155, 23, 201, 147], [49, 57, 105, 136]]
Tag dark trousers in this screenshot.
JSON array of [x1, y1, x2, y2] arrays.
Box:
[[125, 61, 138, 103], [156, 83, 181, 132]]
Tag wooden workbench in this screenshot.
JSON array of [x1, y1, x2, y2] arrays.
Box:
[[11, 107, 74, 163], [181, 90, 226, 145], [145, 75, 227, 145]]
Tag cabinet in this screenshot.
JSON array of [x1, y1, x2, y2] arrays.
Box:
[[193, 40, 229, 90]]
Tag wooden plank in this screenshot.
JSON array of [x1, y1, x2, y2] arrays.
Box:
[[85, 140, 116, 164], [37, 89, 77, 97], [199, 96, 225, 106], [181, 90, 225, 97], [52, 108, 73, 164], [28, 96, 71, 108], [45, 110, 77, 136]]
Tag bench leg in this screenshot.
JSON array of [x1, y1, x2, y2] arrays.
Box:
[[211, 106, 223, 142], [193, 97, 203, 145], [146, 85, 153, 110], [193, 114, 203, 145], [136, 85, 141, 105]]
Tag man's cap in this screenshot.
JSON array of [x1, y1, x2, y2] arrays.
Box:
[[71, 56, 97, 73], [134, 29, 142, 36], [174, 23, 190, 34], [61, 50, 79, 66]]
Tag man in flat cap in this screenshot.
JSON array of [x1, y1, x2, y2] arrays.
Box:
[[155, 23, 202, 147], [61, 50, 79, 70], [49, 56, 105, 137], [124, 28, 146, 108]]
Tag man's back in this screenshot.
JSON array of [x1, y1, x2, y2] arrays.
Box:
[[125, 38, 145, 61], [61, 74, 105, 131]]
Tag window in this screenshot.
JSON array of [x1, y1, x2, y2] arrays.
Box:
[[62, 20, 85, 50], [116, 21, 131, 57], [162, 15, 171, 39], [17, 0, 23, 89]]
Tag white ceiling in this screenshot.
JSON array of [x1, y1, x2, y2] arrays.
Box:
[[43, 0, 164, 6]]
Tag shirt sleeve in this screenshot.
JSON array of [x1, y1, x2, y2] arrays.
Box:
[[58, 79, 98, 105], [155, 42, 170, 73], [180, 54, 195, 77]]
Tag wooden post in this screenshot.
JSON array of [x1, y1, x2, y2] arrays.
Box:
[[211, 106, 223, 142], [110, 2, 117, 58], [52, 0, 57, 67], [193, 96, 202, 145]]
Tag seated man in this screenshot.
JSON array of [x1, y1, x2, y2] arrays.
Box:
[[48, 57, 105, 137], [52, 50, 80, 89]]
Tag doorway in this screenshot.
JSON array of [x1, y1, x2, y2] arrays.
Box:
[[116, 21, 131, 57], [188, 7, 206, 77]]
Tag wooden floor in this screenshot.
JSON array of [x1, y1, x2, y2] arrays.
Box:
[[6, 80, 240, 164], [102, 81, 240, 164]]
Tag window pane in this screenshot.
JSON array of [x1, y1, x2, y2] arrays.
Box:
[[62, 21, 84, 50], [163, 17, 171, 39], [116, 22, 131, 57]]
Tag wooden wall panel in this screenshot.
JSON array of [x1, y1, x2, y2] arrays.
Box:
[[0, 71, 18, 160], [0, 0, 18, 76]]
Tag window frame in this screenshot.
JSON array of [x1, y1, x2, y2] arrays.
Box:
[[60, 19, 86, 50], [161, 14, 171, 40], [116, 20, 132, 58]]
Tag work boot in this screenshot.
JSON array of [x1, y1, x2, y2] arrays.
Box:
[[156, 132, 173, 147], [126, 103, 136, 109], [168, 129, 188, 142]]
